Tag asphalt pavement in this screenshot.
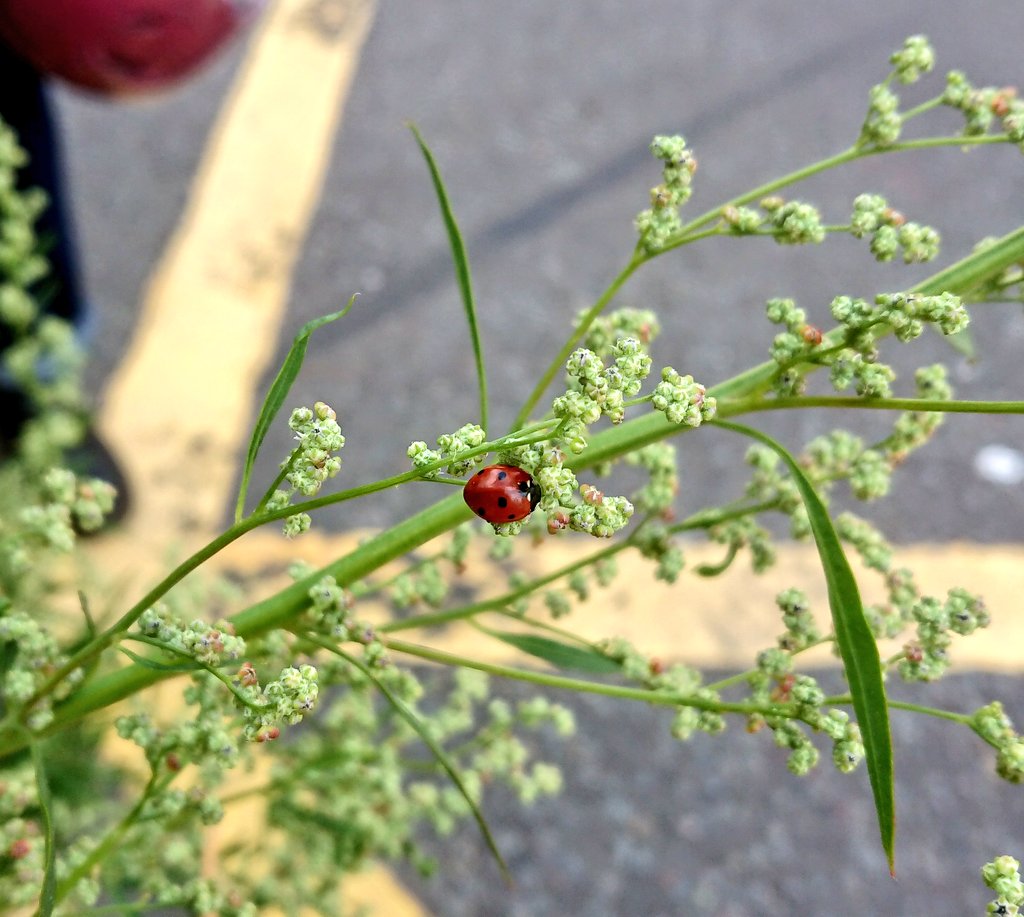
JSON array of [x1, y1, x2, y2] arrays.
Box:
[[48, 2, 1024, 914]]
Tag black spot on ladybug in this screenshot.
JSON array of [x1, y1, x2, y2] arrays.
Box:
[[497, 497, 508, 508], [497, 470, 507, 480], [476, 508, 486, 517]]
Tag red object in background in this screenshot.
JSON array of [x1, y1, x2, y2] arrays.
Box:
[[0, 0, 262, 96]]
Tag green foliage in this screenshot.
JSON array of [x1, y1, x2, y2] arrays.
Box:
[[2, 34, 1024, 915]]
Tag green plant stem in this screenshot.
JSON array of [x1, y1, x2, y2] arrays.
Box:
[[823, 694, 971, 725], [54, 772, 175, 905], [380, 539, 627, 634], [251, 446, 300, 516], [384, 636, 791, 717], [897, 96, 945, 123], [718, 396, 1024, 418], [512, 254, 643, 430], [705, 637, 836, 692]]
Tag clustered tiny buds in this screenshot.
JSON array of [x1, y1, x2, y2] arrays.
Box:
[[555, 340, 652, 430], [897, 588, 989, 682], [650, 367, 716, 426], [775, 587, 821, 651], [635, 134, 696, 253], [408, 422, 487, 477], [889, 35, 935, 85], [0, 611, 82, 730], [850, 194, 940, 264], [973, 703, 1024, 785], [982, 855, 1024, 916], [634, 523, 685, 583], [860, 83, 902, 148], [238, 663, 319, 742], [624, 442, 679, 515], [762, 198, 826, 246], [766, 287, 965, 402], [269, 401, 345, 536], [578, 306, 660, 356], [944, 71, 1024, 150], [138, 605, 246, 666], [600, 637, 725, 741]]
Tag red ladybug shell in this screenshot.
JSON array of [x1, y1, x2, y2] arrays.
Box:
[[463, 464, 542, 524]]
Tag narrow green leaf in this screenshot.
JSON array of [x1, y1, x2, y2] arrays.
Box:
[[307, 635, 510, 882], [482, 629, 622, 674], [78, 591, 96, 639], [31, 741, 56, 917], [234, 296, 357, 521], [409, 123, 488, 433], [117, 646, 197, 673], [715, 420, 895, 874]]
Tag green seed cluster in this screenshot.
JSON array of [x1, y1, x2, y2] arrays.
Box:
[[850, 194, 941, 264], [650, 367, 716, 426], [0, 762, 45, 906], [554, 339, 652, 429], [897, 588, 989, 682], [774, 587, 822, 652], [578, 306, 660, 357], [890, 34, 935, 84], [982, 854, 1024, 916], [137, 605, 246, 667], [760, 197, 826, 246], [0, 121, 89, 465], [708, 515, 776, 573], [973, 703, 1024, 785], [766, 287, 965, 399], [624, 442, 679, 515], [860, 84, 902, 147], [635, 134, 697, 253], [266, 401, 345, 536], [408, 421, 487, 478], [943, 72, 1024, 150], [634, 522, 686, 583], [856, 37, 936, 149]]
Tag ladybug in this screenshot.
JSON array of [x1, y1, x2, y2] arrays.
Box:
[[463, 464, 542, 524]]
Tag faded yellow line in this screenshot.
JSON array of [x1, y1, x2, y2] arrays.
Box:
[[97, 0, 377, 555]]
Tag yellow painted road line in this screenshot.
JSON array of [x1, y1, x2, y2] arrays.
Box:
[[97, 0, 376, 555]]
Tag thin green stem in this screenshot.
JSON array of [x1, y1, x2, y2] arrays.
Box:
[[705, 637, 836, 692], [384, 636, 775, 716], [822, 694, 971, 725], [898, 96, 945, 122], [718, 396, 1024, 418], [54, 772, 175, 905], [251, 447, 299, 517], [380, 538, 627, 633], [512, 255, 643, 431]]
